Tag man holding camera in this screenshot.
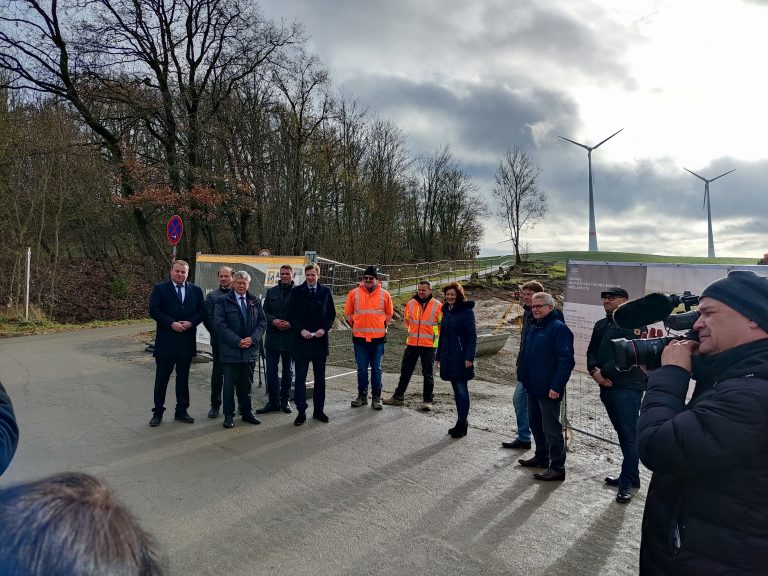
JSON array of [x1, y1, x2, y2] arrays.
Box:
[[638, 270, 768, 574], [587, 287, 647, 504]]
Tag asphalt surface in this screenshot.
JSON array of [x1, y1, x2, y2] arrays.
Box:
[[0, 324, 644, 575]]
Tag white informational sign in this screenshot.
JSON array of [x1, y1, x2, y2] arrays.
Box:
[[564, 261, 768, 374]]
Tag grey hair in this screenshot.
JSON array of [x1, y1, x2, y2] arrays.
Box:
[[233, 271, 251, 283], [532, 292, 555, 307]]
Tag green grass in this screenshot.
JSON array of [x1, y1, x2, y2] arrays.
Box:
[[0, 316, 151, 338]]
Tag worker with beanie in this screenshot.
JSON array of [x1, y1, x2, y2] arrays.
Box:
[[345, 266, 393, 410], [638, 270, 768, 575]]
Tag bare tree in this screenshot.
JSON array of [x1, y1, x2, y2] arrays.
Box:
[[493, 146, 546, 265]]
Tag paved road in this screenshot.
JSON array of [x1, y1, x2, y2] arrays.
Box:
[[0, 324, 643, 575]]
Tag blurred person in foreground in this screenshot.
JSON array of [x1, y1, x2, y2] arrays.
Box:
[[0, 472, 165, 575], [638, 270, 768, 575], [0, 381, 18, 476], [435, 282, 476, 439]]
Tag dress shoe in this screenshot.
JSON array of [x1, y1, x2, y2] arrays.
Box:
[[174, 413, 194, 424], [208, 405, 220, 418], [149, 414, 162, 427], [605, 476, 641, 489], [534, 468, 566, 481], [518, 456, 548, 468], [241, 413, 261, 425], [223, 417, 234, 429], [502, 439, 532, 450], [294, 411, 306, 426], [616, 489, 632, 504], [313, 411, 329, 423], [280, 401, 292, 414], [255, 402, 280, 414]]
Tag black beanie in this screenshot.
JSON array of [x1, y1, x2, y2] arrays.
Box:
[[701, 270, 768, 331], [363, 266, 378, 279]]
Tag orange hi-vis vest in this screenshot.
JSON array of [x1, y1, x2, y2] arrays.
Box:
[[404, 297, 442, 348], [345, 284, 392, 342]]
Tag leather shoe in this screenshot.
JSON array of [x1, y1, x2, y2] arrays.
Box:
[[280, 401, 292, 414], [534, 468, 566, 481], [605, 476, 641, 489], [255, 402, 280, 414], [149, 414, 162, 427], [518, 456, 548, 468], [294, 411, 306, 426], [313, 411, 329, 423], [616, 489, 632, 504], [241, 413, 261, 425], [174, 413, 194, 424], [502, 439, 532, 450], [223, 417, 234, 429], [208, 406, 220, 418]]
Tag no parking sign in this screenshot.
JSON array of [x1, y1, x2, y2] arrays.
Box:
[[167, 215, 183, 245]]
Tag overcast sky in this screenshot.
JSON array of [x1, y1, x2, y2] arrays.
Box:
[[259, 0, 768, 258]]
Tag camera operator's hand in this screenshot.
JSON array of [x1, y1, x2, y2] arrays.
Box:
[[660, 339, 699, 372]]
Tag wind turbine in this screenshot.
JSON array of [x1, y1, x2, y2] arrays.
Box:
[[683, 167, 735, 258], [559, 128, 623, 252]]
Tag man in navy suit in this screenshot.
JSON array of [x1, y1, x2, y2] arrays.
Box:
[[149, 260, 206, 427]]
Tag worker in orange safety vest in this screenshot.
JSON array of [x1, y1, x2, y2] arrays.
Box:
[[383, 280, 442, 411], [345, 266, 393, 410]]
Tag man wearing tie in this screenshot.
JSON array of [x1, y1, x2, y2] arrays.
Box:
[[214, 270, 267, 429], [149, 260, 206, 427]]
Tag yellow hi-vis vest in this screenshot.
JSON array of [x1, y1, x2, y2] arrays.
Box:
[[404, 297, 442, 348]]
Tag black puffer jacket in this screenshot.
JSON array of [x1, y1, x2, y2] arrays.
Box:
[[436, 300, 476, 382], [638, 338, 768, 575]]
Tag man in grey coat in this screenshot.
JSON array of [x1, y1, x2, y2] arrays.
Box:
[[203, 266, 233, 418]]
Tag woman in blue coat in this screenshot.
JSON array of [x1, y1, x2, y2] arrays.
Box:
[[436, 282, 477, 438]]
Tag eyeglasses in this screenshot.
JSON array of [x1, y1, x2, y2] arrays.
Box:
[[531, 304, 551, 309]]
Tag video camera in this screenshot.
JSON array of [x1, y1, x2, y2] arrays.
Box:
[[611, 291, 700, 370]]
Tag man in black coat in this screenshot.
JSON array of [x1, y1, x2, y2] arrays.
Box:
[[287, 263, 336, 426], [638, 270, 768, 574], [0, 382, 18, 476], [203, 265, 233, 418], [258, 264, 295, 414], [587, 286, 647, 504], [148, 260, 206, 427], [214, 270, 267, 429]]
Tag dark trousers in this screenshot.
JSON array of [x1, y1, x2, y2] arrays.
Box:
[[528, 395, 566, 472], [600, 387, 643, 489], [222, 362, 254, 418], [451, 380, 470, 421], [393, 346, 435, 402], [153, 356, 192, 415], [266, 348, 293, 403], [210, 344, 224, 408], [294, 356, 326, 413]]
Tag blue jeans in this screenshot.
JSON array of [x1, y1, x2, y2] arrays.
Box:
[[265, 348, 293, 403], [512, 380, 531, 442], [294, 356, 326, 413], [600, 387, 643, 489], [353, 341, 385, 396], [528, 395, 565, 472], [451, 381, 470, 421]]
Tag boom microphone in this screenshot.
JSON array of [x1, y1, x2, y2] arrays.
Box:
[[613, 292, 677, 329]]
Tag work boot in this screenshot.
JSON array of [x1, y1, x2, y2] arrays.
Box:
[[351, 394, 368, 408], [382, 396, 404, 406], [421, 402, 433, 412], [371, 396, 383, 410]]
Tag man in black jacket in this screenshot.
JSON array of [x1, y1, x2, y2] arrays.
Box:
[[587, 286, 646, 504], [0, 382, 18, 476], [638, 270, 768, 575], [287, 263, 336, 426], [257, 264, 295, 415], [148, 260, 206, 427], [203, 266, 233, 418]]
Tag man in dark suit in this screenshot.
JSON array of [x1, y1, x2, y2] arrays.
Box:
[[149, 260, 206, 427], [287, 263, 336, 426], [214, 270, 267, 429], [203, 265, 233, 418]]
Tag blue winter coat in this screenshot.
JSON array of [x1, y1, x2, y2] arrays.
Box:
[[149, 280, 206, 358], [436, 301, 477, 382], [214, 290, 267, 364], [0, 382, 18, 477], [519, 310, 574, 398]]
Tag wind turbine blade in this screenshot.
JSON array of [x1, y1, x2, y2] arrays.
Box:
[[710, 168, 736, 182], [593, 128, 624, 150], [683, 167, 707, 182], [558, 135, 590, 150]]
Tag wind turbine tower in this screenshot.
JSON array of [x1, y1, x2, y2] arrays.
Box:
[[683, 167, 735, 258], [559, 129, 623, 252]]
